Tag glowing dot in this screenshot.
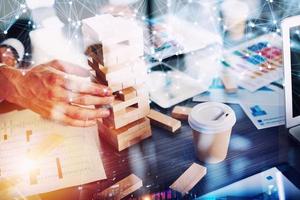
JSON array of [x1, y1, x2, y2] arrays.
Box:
[[142, 196, 151, 200], [3, 30, 7, 34], [15, 15, 19, 19], [267, 65, 272, 69]]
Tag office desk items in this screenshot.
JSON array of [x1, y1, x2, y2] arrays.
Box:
[[240, 103, 285, 130], [94, 174, 143, 200], [147, 15, 222, 60], [199, 166, 300, 199], [82, 14, 152, 151], [170, 163, 207, 195], [147, 63, 207, 108], [193, 78, 285, 129], [188, 102, 236, 163], [224, 34, 283, 92], [171, 106, 192, 120], [0, 110, 106, 197], [193, 78, 284, 106], [147, 109, 181, 133], [220, 69, 238, 94], [282, 15, 300, 143]]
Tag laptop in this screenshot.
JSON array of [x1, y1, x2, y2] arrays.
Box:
[[282, 15, 300, 142], [198, 164, 300, 199]]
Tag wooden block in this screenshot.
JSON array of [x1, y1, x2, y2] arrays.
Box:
[[147, 109, 181, 133], [96, 174, 143, 199], [170, 163, 207, 195], [103, 99, 150, 129], [171, 106, 192, 120], [85, 44, 104, 65], [116, 87, 137, 101], [93, 58, 147, 85], [99, 117, 151, 151], [134, 84, 150, 98], [83, 15, 144, 66], [110, 96, 140, 113], [82, 14, 143, 47], [220, 73, 237, 94], [103, 43, 144, 66]]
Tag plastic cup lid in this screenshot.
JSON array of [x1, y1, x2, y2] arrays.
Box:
[[188, 102, 236, 134]]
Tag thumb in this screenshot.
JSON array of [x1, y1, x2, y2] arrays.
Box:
[[47, 60, 90, 77]]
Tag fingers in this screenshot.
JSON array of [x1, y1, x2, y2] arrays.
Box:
[[46, 112, 97, 127], [58, 115, 97, 127], [25, 98, 107, 127], [53, 103, 110, 121], [43, 71, 112, 97], [71, 95, 114, 105], [50, 87, 114, 105], [47, 59, 90, 77], [61, 79, 113, 96]]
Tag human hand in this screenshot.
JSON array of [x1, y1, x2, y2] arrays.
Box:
[[0, 60, 114, 127]]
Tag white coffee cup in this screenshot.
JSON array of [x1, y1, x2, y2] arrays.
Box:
[[188, 102, 236, 163], [221, 0, 250, 40]]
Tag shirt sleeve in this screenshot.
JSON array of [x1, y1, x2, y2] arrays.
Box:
[[1, 38, 25, 61]]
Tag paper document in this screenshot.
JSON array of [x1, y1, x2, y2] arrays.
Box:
[[0, 110, 106, 198], [240, 103, 285, 129], [193, 78, 284, 106]]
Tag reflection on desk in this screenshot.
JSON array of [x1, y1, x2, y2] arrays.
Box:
[[1, 101, 300, 199]]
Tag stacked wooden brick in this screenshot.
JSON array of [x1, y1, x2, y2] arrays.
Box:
[[82, 14, 151, 151]]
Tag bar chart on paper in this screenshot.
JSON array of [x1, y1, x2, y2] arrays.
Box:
[[0, 110, 106, 197]]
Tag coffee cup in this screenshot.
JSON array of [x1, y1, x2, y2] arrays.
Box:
[[221, 0, 250, 41], [188, 102, 236, 164]]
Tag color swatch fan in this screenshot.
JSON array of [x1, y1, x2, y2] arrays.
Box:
[[82, 14, 152, 151]]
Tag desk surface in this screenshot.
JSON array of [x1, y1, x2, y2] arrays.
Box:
[[2, 100, 300, 200]]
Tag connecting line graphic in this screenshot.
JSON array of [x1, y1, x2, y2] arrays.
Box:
[[1, 0, 300, 65]]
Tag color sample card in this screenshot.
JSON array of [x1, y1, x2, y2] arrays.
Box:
[[224, 34, 283, 92]]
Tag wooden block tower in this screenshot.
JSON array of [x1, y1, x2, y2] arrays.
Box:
[[82, 14, 152, 151]]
